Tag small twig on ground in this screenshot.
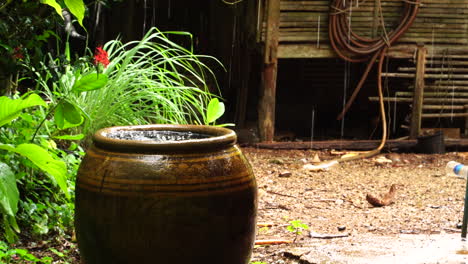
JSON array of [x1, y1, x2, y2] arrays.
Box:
[[309, 232, 350, 239], [266, 190, 297, 198], [255, 239, 293, 245], [257, 222, 275, 227]]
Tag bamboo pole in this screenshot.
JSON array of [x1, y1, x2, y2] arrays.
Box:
[[410, 46, 426, 139], [435, 80, 468, 85], [423, 105, 466, 110], [382, 73, 468, 79], [398, 67, 468, 73], [426, 60, 468, 66], [396, 91, 468, 97], [259, 0, 280, 142], [422, 113, 468, 118], [369, 97, 468, 103], [409, 85, 468, 90]]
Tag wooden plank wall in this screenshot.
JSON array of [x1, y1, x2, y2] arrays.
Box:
[[270, 0, 468, 58]]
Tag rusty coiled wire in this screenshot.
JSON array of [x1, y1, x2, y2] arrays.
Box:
[[329, 0, 420, 120]]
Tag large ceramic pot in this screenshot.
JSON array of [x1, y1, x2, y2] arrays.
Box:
[[75, 124, 257, 264]]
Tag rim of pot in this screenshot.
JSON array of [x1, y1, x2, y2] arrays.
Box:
[[92, 124, 237, 152]]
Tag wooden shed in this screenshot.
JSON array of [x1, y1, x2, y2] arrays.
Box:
[[256, 0, 468, 144], [88, 0, 468, 147]]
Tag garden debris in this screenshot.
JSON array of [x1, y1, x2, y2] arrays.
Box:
[[257, 222, 275, 227], [374, 156, 393, 164], [278, 171, 292, 177], [269, 159, 284, 165], [266, 190, 297, 198], [386, 153, 402, 162], [366, 184, 398, 207], [309, 231, 350, 239], [303, 160, 338, 171], [311, 154, 321, 163], [255, 239, 293, 245], [337, 226, 347, 231]]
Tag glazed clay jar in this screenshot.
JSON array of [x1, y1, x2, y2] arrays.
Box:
[[75, 124, 257, 264]]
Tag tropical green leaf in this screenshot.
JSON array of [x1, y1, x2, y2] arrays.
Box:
[[0, 43, 11, 51], [0, 94, 46, 127], [64, 0, 86, 28], [40, 0, 63, 19], [0, 144, 69, 199], [0, 163, 19, 217], [206, 98, 225, 124], [54, 101, 84, 130], [72, 73, 108, 92], [53, 134, 85, 140]]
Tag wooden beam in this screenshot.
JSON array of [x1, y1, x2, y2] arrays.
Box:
[[278, 44, 335, 58], [255, 139, 418, 150], [410, 45, 427, 139], [253, 139, 468, 151], [259, 0, 280, 142]]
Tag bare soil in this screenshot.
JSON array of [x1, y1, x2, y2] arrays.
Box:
[[244, 147, 468, 264], [17, 147, 468, 263]]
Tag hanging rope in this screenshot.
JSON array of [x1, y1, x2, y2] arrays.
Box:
[[320, 0, 420, 165]]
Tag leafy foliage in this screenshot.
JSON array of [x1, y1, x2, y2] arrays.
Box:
[[0, 94, 46, 127], [27, 27, 225, 143], [0, 94, 78, 243], [286, 220, 310, 242], [0, 240, 53, 263], [0, 163, 19, 217], [40, 0, 85, 28]]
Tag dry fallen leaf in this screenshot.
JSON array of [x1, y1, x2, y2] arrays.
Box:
[[366, 184, 398, 207], [374, 156, 393, 164], [303, 161, 339, 172], [311, 154, 321, 163]]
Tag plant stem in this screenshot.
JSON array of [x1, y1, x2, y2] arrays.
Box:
[[0, 0, 13, 11], [31, 98, 62, 142]]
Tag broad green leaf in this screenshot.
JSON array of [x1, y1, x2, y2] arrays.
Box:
[[0, 144, 69, 199], [63, 101, 82, 124], [7, 215, 20, 233], [206, 98, 225, 124], [53, 134, 85, 140], [0, 43, 10, 51], [3, 215, 18, 243], [40, 0, 63, 19], [0, 94, 46, 127], [54, 101, 83, 130], [0, 163, 19, 217], [72, 73, 108, 92], [64, 0, 86, 28]]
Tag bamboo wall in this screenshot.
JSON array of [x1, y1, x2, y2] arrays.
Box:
[[267, 0, 468, 58]]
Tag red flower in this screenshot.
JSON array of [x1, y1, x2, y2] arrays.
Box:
[[93, 46, 109, 68], [12, 46, 24, 60]]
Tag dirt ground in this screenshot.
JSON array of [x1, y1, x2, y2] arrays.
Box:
[[244, 147, 468, 264], [18, 147, 468, 263]]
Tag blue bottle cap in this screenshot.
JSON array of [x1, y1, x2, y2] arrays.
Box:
[[454, 164, 464, 175]]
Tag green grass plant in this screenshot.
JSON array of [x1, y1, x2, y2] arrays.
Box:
[[29, 27, 224, 143]]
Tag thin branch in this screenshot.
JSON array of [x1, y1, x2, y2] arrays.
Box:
[[0, 0, 13, 12]]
